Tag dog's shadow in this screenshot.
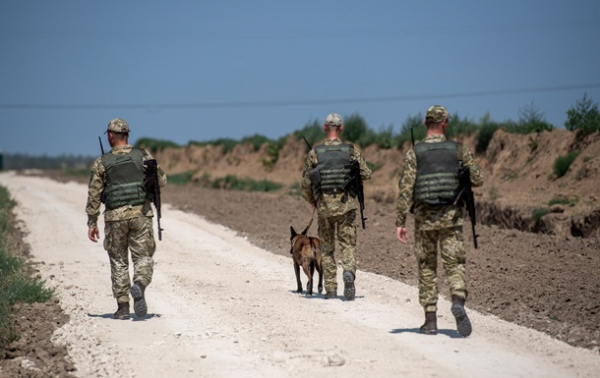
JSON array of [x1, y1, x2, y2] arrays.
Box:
[[288, 290, 364, 301], [87, 313, 162, 321], [389, 327, 463, 338]]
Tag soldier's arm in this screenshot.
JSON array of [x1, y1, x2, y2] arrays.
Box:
[[142, 150, 168, 187], [85, 157, 104, 228], [395, 149, 417, 228], [353, 148, 372, 181], [301, 150, 317, 205], [461, 146, 484, 188]]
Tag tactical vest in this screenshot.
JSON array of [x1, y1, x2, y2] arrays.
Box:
[[101, 149, 147, 210], [413, 140, 461, 206], [311, 143, 353, 197]]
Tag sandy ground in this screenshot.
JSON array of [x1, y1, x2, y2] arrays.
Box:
[[1, 172, 600, 378]]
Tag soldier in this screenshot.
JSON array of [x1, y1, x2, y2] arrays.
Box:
[[395, 105, 483, 337], [301, 113, 372, 300], [86, 118, 167, 320]]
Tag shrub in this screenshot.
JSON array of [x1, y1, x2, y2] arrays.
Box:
[[189, 138, 239, 154], [476, 122, 500, 154], [375, 125, 395, 149], [531, 207, 549, 226], [261, 141, 281, 169], [343, 113, 377, 147], [288, 182, 302, 196], [548, 195, 578, 207], [504, 102, 554, 134], [565, 93, 600, 134], [294, 119, 325, 151], [366, 161, 383, 172], [488, 186, 499, 201], [241, 134, 270, 152], [134, 138, 179, 153], [446, 114, 478, 138], [553, 150, 580, 178], [395, 113, 425, 148], [168, 170, 196, 185], [210, 175, 282, 192]]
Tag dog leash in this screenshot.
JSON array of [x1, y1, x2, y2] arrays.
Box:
[[305, 207, 316, 233]]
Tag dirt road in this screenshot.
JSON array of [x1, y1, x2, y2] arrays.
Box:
[[1, 172, 599, 378]]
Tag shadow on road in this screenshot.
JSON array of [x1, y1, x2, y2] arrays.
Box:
[[389, 328, 463, 339], [87, 313, 162, 321]]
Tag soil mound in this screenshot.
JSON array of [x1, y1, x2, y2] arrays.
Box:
[[154, 129, 600, 238]]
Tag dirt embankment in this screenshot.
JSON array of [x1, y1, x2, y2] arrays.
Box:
[[155, 129, 600, 239]]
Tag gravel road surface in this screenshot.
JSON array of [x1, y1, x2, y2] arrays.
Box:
[[1, 172, 599, 378]]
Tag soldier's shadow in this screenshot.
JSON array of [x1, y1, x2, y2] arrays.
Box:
[[389, 328, 463, 339], [87, 313, 161, 321]]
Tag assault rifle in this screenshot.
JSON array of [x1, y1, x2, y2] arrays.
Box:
[[143, 159, 163, 241], [343, 160, 367, 229], [453, 166, 478, 249], [98, 136, 105, 155]]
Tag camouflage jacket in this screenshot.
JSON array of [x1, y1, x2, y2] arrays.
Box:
[[86, 145, 167, 228], [301, 138, 372, 217], [395, 134, 483, 230]]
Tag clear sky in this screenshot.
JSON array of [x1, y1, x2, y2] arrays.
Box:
[[1, 1, 599, 156]]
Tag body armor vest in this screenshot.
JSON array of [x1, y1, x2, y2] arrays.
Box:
[[102, 149, 147, 210], [311, 143, 353, 197], [413, 140, 461, 206]]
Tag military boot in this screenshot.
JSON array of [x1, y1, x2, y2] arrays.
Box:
[[343, 271, 355, 301], [130, 281, 148, 319], [451, 295, 472, 337], [114, 302, 131, 320], [419, 311, 437, 335], [324, 290, 337, 299]]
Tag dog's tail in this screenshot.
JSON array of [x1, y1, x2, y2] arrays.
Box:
[[309, 237, 317, 258]]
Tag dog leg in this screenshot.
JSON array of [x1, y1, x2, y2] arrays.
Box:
[[294, 261, 303, 293], [317, 262, 324, 294], [302, 261, 313, 295]]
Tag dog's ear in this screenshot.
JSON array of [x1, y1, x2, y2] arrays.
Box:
[[301, 225, 309, 236], [290, 226, 297, 238]]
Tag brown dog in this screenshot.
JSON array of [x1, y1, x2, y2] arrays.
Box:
[[290, 225, 323, 295]]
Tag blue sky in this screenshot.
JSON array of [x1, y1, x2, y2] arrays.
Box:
[[1, 1, 599, 156]]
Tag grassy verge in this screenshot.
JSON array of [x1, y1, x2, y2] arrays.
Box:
[[0, 185, 53, 351]]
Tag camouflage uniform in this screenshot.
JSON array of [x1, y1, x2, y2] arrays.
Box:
[[396, 133, 483, 313], [302, 136, 372, 294], [86, 130, 166, 305]]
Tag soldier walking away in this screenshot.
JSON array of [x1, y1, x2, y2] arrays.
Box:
[[395, 106, 483, 336], [301, 113, 372, 300], [86, 118, 167, 320]]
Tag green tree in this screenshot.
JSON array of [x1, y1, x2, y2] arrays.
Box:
[[395, 113, 425, 148], [510, 101, 554, 134], [294, 119, 325, 150], [343, 113, 375, 147], [565, 93, 600, 134]]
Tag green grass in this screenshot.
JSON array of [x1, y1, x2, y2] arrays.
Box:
[[0, 185, 54, 351], [553, 150, 580, 178], [548, 195, 579, 207], [366, 161, 383, 172], [134, 137, 180, 154], [167, 170, 196, 185], [209, 175, 283, 192], [288, 182, 302, 196], [531, 208, 549, 226]]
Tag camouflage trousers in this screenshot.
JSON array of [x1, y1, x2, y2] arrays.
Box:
[[414, 226, 467, 312], [318, 210, 357, 292], [103, 216, 156, 304]]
